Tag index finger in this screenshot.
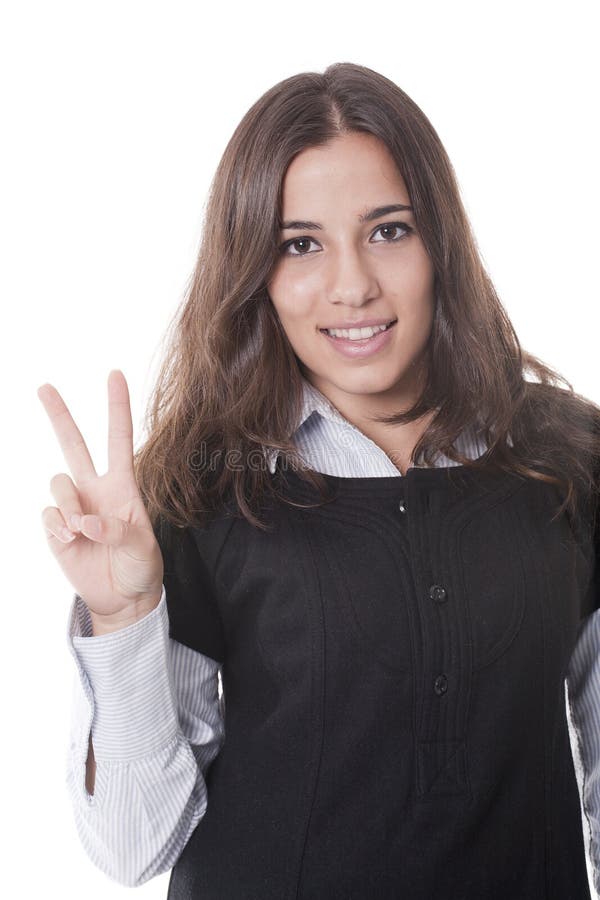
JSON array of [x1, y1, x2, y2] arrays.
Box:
[[37, 381, 98, 484]]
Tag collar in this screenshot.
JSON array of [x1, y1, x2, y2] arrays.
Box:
[[263, 377, 486, 475], [263, 378, 351, 474]]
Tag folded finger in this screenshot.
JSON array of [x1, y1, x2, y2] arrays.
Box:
[[41, 506, 78, 544], [49, 472, 85, 532]]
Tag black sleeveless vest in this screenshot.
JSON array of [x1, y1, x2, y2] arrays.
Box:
[[160, 460, 598, 899]]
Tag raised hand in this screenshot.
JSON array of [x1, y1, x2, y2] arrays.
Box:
[[38, 369, 164, 634]]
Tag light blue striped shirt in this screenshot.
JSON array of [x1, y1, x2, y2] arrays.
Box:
[[65, 377, 600, 894]]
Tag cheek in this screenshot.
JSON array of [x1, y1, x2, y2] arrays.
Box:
[[409, 296, 435, 341], [403, 262, 436, 321], [269, 274, 317, 324], [402, 254, 435, 295]]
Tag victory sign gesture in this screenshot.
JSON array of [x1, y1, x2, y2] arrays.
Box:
[[38, 369, 164, 635]]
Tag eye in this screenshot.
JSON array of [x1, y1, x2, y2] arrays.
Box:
[[370, 221, 413, 243], [278, 236, 321, 257]]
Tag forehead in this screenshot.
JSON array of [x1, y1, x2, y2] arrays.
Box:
[[281, 133, 410, 210]]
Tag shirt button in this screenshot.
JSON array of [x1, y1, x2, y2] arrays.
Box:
[[434, 674, 448, 695], [398, 499, 407, 513], [429, 584, 447, 603]]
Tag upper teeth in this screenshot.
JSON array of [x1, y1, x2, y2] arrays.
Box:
[[325, 323, 391, 340]]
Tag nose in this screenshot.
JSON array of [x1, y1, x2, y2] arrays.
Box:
[[327, 244, 378, 307]]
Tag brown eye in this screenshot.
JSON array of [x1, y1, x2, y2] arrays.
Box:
[[371, 222, 412, 243], [279, 237, 319, 257]]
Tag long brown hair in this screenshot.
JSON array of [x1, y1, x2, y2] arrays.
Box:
[[134, 61, 600, 534]]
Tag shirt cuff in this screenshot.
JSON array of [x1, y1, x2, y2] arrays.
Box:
[[65, 586, 180, 761]]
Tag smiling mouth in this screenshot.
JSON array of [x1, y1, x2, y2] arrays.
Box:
[[319, 319, 397, 341]]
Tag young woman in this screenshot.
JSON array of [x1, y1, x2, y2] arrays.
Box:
[[39, 62, 600, 898]]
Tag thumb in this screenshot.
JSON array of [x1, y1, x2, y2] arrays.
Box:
[[78, 513, 132, 546]]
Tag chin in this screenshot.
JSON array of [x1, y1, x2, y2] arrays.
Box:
[[332, 372, 405, 396]]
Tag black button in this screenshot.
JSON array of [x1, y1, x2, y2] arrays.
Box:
[[434, 674, 448, 695], [429, 584, 447, 603], [398, 498, 407, 513]]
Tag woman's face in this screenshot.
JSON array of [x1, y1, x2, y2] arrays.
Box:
[[266, 131, 436, 421]]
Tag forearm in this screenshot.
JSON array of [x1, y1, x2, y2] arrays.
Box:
[[65, 586, 225, 886]]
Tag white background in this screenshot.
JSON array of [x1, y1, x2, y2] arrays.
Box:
[[1, 0, 598, 896]]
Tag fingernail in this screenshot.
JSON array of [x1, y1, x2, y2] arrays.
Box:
[[69, 514, 82, 530], [61, 527, 76, 542]]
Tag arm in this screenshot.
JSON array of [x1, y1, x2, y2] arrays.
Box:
[[65, 585, 225, 887], [565, 608, 600, 899]]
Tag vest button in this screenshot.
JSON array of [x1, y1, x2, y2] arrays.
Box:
[[434, 674, 448, 695], [398, 498, 407, 513], [429, 584, 447, 603]]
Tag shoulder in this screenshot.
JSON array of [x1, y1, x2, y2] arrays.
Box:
[[155, 502, 239, 580], [154, 509, 238, 664]]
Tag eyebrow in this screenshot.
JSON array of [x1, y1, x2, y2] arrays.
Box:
[[279, 203, 414, 231]]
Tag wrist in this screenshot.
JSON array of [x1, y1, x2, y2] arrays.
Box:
[[89, 593, 162, 636]]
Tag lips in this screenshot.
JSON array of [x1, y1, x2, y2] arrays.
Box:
[[319, 318, 397, 358]]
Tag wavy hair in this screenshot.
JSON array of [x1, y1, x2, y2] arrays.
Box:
[[134, 61, 600, 534]]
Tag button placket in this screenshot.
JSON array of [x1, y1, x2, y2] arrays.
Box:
[[429, 584, 449, 696]]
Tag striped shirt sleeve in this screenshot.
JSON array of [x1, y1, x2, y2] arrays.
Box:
[[565, 607, 600, 898], [65, 584, 225, 887]]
